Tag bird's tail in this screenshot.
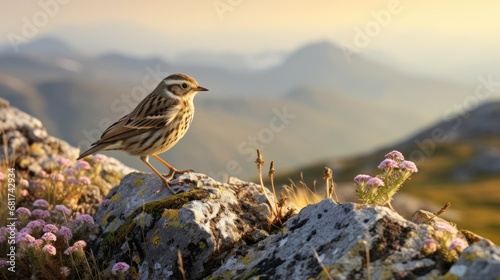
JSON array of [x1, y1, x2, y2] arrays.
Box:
[[77, 143, 110, 160]]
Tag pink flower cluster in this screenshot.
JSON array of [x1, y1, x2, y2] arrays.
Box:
[[55, 205, 72, 216], [75, 214, 95, 225], [448, 238, 468, 251], [59, 226, 73, 242], [43, 224, 58, 233], [93, 154, 108, 163], [377, 150, 418, 173], [353, 150, 418, 206], [42, 232, 57, 242], [33, 199, 50, 208], [111, 262, 130, 274], [35, 157, 97, 190], [434, 221, 458, 234], [42, 245, 57, 255], [16, 207, 32, 217], [57, 157, 72, 167], [421, 239, 437, 255], [75, 161, 91, 170], [64, 240, 87, 255]]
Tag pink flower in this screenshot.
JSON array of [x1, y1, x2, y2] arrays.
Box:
[[449, 238, 468, 251], [31, 209, 51, 219], [0, 227, 8, 235], [20, 233, 36, 243], [385, 150, 405, 161], [33, 199, 50, 208], [57, 157, 72, 167], [399, 160, 418, 173], [100, 199, 110, 207], [434, 221, 457, 233], [60, 266, 71, 277], [58, 226, 73, 242], [42, 244, 57, 255], [15, 233, 24, 243], [38, 170, 49, 178], [75, 160, 91, 170], [15, 207, 31, 217], [42, 232, 57, 242], [93, 154, 108, 162], [20, 189, 29, 197], [55, 204, 72, 216], [19, 179, 29, 187], [64, 246, 74, 255], [111, 262, 130, 274], [64, 168, 76, 175], [53, 173, 65, 182], [32, 239, 43, 247], [73, 240, 87, 248], [43, 224, 59, 233], [0, 172, 4, 180], [421, 239, 437, 255], [79, 176, 91, 185], [66, 178, 79, 184], [354, 174, 372, 184], [76, 214, 95, 225], [32, 180, 45, 190], [367, 177, 384, 187], [26, 219, 46, 230], [20, 227, 32, 234], [377, 159, 398, 170]]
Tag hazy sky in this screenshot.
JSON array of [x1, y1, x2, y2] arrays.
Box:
[[2, 0, 500, 82]]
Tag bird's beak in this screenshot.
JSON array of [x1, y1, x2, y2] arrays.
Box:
[[196, 86, 208, 92]]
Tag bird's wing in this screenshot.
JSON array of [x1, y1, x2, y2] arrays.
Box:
[[94, 116, 143, 144], [94, 92, 179, 144], [124, 92, 180, 129]]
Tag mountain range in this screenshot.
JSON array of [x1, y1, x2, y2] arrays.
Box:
[[0, 37, 488, 181]]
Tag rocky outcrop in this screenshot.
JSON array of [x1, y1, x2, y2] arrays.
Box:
[[91, 172, 295, 279], [211, 199, 495, 279], [91, 171, 498, 280], [447, 241, 500, 279], [0, 98, 77, 173]]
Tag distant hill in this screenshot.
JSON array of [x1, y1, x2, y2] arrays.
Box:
[[0, 37, 482, 180], [1, 37, 75, 55]]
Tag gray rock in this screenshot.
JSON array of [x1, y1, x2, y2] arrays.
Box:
[[0, 97, 77, 171], [212, 199, 424, 279], [92, 172, 295, 280], [210, 199, 497, 280], [92, 171, 500, 279], [447, 241, 500, 279]]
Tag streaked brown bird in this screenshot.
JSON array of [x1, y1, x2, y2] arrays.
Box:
[[77, 74, 208, 193]]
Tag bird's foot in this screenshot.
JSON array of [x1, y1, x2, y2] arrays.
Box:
[[165, 168, 194, 181], [154, 177, 177, 195], [154, 169, 194, 195]]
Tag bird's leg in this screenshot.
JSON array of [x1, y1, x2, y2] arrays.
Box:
[[140, 156, 175, 194], [151, 154, 193, 181]]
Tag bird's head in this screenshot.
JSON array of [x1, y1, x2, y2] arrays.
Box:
[[163, 74, 208, 99]]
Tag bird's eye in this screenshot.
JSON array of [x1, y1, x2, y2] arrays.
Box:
[[181, 83, 188, 89]]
